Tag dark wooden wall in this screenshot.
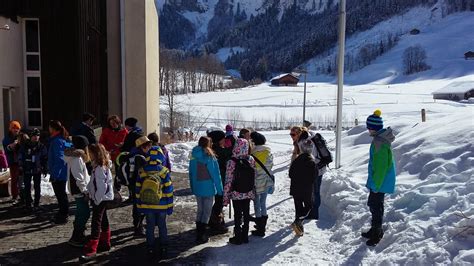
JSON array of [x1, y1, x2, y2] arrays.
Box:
[[0, 0, 109, 130]]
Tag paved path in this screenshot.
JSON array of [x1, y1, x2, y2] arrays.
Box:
[[0, 173, 228, 265]]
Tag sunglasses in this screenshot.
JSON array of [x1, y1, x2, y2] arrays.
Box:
[[289, 133, 297, 137]]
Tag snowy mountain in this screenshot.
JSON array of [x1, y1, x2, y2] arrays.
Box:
[[157, 0, 337, 50], [158, 0, 473, 82]]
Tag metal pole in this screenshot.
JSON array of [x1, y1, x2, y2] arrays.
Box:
[[303, 71, 307, 126], [335, 0, 347, 169]]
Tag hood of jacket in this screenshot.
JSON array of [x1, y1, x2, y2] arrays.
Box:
[[232, 138, 250, 158], [64, 148, 87, 163], [375, 127, 395, 144], [252, 144, 271, 154], [191, 146, 209, 163]]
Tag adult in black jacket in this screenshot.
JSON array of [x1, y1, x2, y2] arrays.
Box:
[[120, 117, 144, 154], [207, 130, 232, 234], [289, 138, 318, 236], [70, 113, 97, 145]]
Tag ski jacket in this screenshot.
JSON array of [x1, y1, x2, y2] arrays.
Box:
[[48, 134, 69, 181], [65, 148, 90, 197], [136, 147, 173, 215], [99, 127, 128, 161], [367, 127, 396, 194], [223, 138, 256, 205], [289, 153, 317, 197], [70, 122, 97, 145], [189, 146, 223, 197], [2, 133, 19, 165], [251, 145, 274, 194], [18, 140, 47, 175], [87, 164, 114, 205]]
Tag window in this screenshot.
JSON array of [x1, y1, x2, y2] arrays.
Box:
[[23, 18, 42, 128]]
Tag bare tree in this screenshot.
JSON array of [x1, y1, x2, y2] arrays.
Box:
[[403, 45, 431, 75]]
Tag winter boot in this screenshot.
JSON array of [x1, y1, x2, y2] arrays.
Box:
[[251, 217, 265, 237], [195, 222, 202, 243], [229, 226, 242, 245], [98, 229, 111, 252], [366, 227, 384, 246], [241, 225, 249, 244], [291, 219, 304, 237], [209, 213, 228, 235], [68, 229, 87, 248], [361, 227, 376, 238], [79, 239, 99, 262], [195, 222, 209, 244], [200, 223, 209, 244]]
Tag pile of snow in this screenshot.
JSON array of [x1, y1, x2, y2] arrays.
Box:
[[166, 142, 195, 173]]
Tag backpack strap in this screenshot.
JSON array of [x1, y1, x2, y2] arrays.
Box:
[[251, 154, 275, 183]]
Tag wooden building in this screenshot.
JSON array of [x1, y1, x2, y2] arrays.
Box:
[[432, 81, 474, 101], [0, 0, 160, 139], [270, 73, 299, 86], [464, 51, 474, 60]]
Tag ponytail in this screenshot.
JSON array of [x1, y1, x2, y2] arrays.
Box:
[[49, 120, 69, 139], [198, 136, 215, 157]]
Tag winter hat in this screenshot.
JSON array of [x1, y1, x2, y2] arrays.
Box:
[[225, 124, 234, 136], [207, 130, 226, 144], [299, 138, 314, 155], [124, 117, 138, 128], [30, 128, 41, 137], [366, 109, 383, 131], [250, 131, 266, 146], [9, 121, 21, 131], [135, 136, 151, 148], [72, 135, 89, 150]]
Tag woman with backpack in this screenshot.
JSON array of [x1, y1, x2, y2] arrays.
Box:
[[223, 138, 256, 245], [81, 144, 114, 261], [250, 132, 274, 237], [189, 137, 223, 244]]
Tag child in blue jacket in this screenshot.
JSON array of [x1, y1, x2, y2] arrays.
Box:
[[189, 137, 223, 244]]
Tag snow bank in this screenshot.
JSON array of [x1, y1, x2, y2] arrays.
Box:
[[322, 109, 474, 264], [166, 142, 195, 173]]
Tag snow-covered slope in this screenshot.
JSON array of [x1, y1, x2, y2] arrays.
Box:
[[165, 71, 474, 264], [306, 8, 474, 84]]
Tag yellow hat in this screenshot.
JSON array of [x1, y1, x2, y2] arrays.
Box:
[[135, 136, 152, 148]]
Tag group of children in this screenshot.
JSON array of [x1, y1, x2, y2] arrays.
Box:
[[0, 108, 396, 263], [187, 109, 396, 247], [189, 126, 276, 245]]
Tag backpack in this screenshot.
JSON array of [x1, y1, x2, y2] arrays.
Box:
[[140, 172, 163, 204], [231, 158, 255, 193], [311, 133, 333, 168]]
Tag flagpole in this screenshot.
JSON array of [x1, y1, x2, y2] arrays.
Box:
[[335, 0, 347, 169]]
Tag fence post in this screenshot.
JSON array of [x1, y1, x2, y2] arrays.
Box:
[[421, 109, 426, 122], [354, 118, 358, 126]]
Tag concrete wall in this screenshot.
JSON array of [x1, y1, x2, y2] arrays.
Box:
[[106, 0, 122, 118], [0, 17, 25, 142], [123, 0, 160, 134]]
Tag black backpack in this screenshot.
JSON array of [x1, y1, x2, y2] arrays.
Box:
[[231, 158, 255, 193], [311, 133, 333, 168]]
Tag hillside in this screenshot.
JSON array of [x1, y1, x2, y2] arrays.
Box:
[[305, 9, 474, 84], [158, 0, 473, 80]]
